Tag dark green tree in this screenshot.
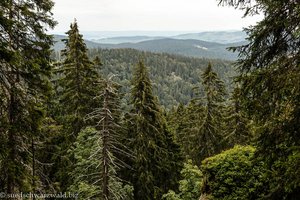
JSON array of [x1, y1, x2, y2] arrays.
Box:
[[54, 20, 103, 190], [219, 0, 300, 198], [167, 103, 190, 154], [127, 61, 182, 200], [224, 85, 252, 146], [183, 63, 227, 165], [198, 63, 227, 160], [173, 101, 205, 162], [162, 160, 203, 200], [0, 0, 56, 194], [69, 77, 133, 199], [58, 20, 102, 135], [200, 145, 266, 200]]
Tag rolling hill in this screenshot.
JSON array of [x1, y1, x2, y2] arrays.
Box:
[[91, 36, 165, 44], [172, 31, 247, 44], [86, 48, 236, 109], [53, 35, 243, 60]]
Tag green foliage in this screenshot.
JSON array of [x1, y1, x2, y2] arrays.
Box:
[[69, 127, 133, 200], [162, 160, 202, 200], [126, 61, 182, 200], [223, 85, 252, 146], [171, 63, 228, 165], [4, 0, 300, 198], [53, 20, 103, 190], [86, 48, 235, 109], [196, 63, 227, 160], [0, 0, 56, 193], [219, 0, 300, 198], [68, 127, 101, 199], [57, 20, 102, 135], [201, 145, 265, 200]]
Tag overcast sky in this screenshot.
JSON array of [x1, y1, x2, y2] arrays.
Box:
[[51, 0, 262, 33]]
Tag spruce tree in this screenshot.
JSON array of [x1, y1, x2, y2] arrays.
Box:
[[58, 20, 102, 135], [54, 20, 102, 190], [69, 78, 133, 200], [127, 61, 182, 200], [198, 63, 227, 160], [185, 63, 227, 164], [224, 85, 251, 146], [0, 0, 56, 193], [219, 0, 300, 198]]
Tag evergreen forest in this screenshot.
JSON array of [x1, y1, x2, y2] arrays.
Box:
[[0, 0, 300, 200]]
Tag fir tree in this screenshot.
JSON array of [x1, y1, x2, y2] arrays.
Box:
[[0, 0, 56, 193], [69, 127, 133, 200], [224, 85, 251, 146], [185, 63, 227, 164], [127, 61, 182, 200], [199, 63, 227, 160], [69, 77, 133, 200], [54, 20, 103, 190], [58, 20, 102, 135], [89, 76, 128, 199], [185, 100, 206, 161], [219, 0, 300, 198]]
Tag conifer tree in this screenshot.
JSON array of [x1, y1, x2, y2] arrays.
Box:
[[58, 20, 102, 135], [219, 0, 300, 198], [69, 77, 133, 200], [224, 85, 251, 146], [0, 0, 56, 193], [169, 101, 205, 161], [54, 20, 103, 190], [198, 63, 227, 161], [185, 63, 227, 164], [127, 61, 182, 200], [89, 76, 127, 199]]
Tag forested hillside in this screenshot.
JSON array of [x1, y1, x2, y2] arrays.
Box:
[[54, 48, 235, 109], [53, 35, 241, 60], [1, 0, 300, 200]]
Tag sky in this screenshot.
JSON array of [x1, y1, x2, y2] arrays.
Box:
[[51, 0, 262, 34]]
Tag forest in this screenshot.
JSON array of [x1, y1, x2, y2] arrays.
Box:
[[0, 0, 300, 200]]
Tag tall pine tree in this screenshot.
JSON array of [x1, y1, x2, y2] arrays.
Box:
[[54, 20, 102, 190], [183, 63, 227, 165], [57, 20, 102, 135], [0, 0, 56, 194], [224, 85, 251, 146], [69, 77, 133, 200], [199, 63, 227, 160], [219, 0, 300, 198], [126, 61, 182, 200]]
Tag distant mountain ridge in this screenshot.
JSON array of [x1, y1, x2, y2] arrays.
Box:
[[88, 31, 246, 44], [172, 31, 247, 44], [52, 31, 246, 60], [98, 38, 242, 60], [91, 36, 165, 44]]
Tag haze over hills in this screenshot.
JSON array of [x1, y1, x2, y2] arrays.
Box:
[[87, 31, 246, 44], [172, 31, 247, 44], [91, 36, 166, 44], [52, 31, 247, 60]]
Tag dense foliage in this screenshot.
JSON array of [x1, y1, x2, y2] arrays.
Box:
[[0, 0, 56, 194], [219, 0, 300, 198], [71, 48, 235, 109], [162, 160, 202, 200], [52, 20, 103, 191], [1, 0, 299, 199], [124, 61, 182, 200], [201, 145, 265, 200]]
